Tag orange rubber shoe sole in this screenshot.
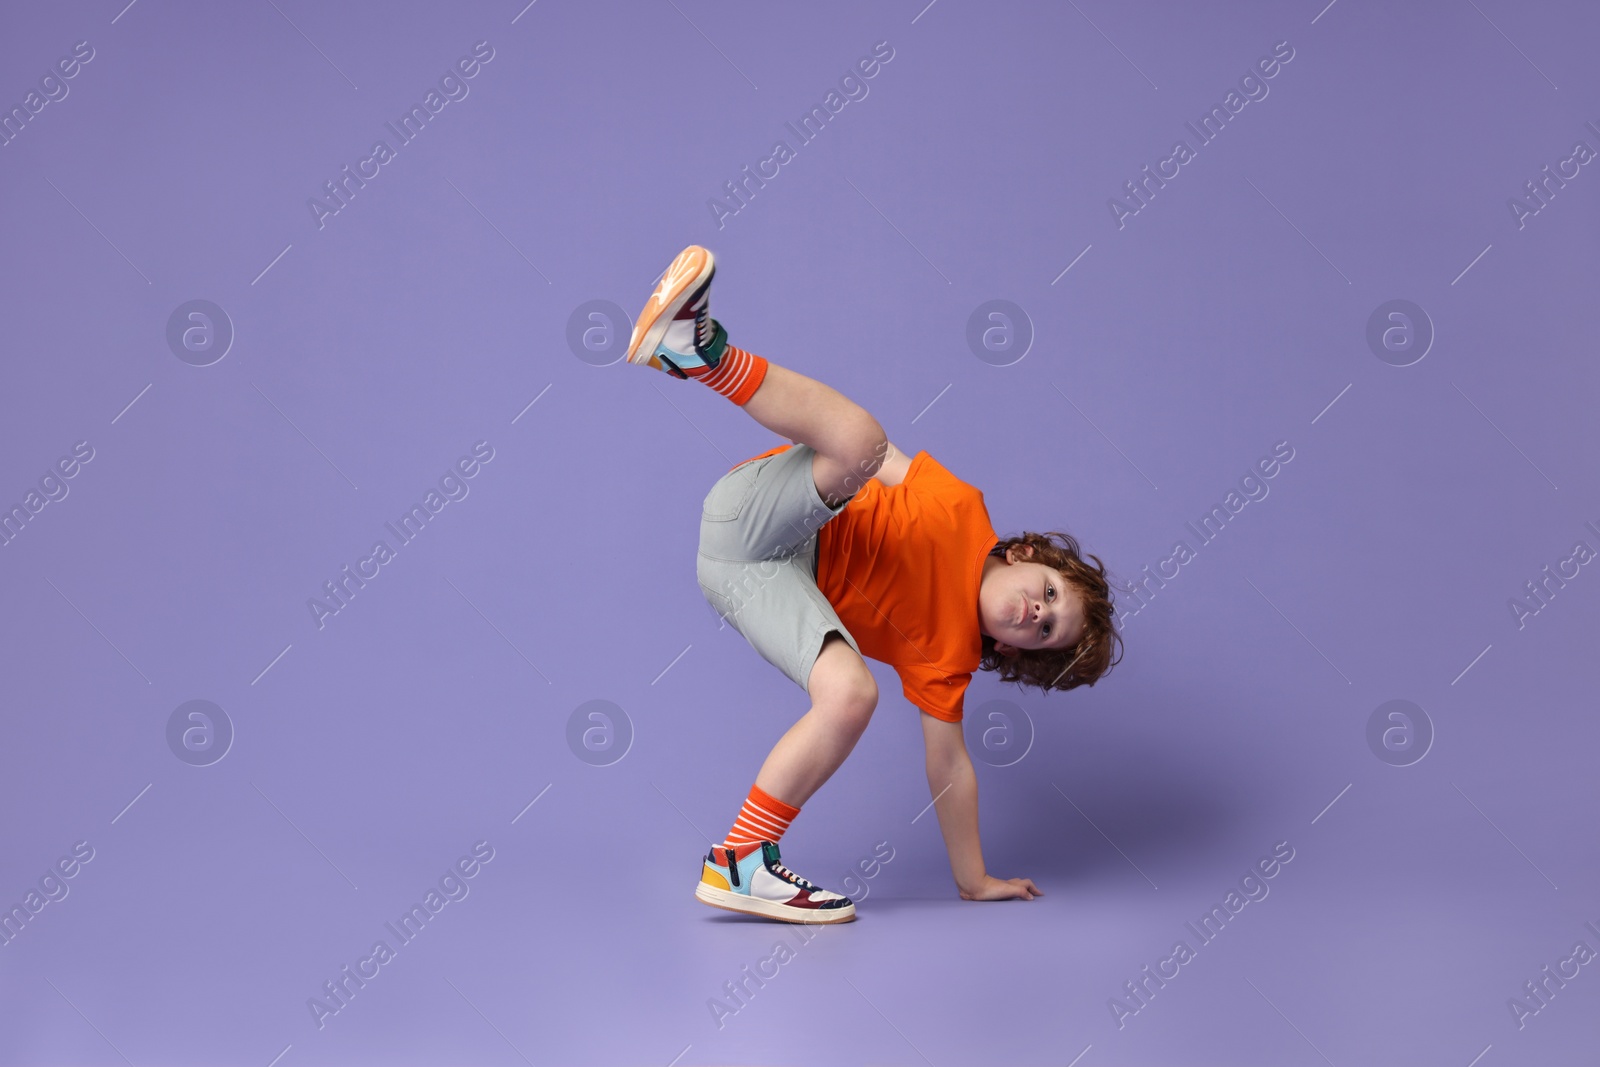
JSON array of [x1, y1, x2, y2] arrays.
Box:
[[625, 245, 715, 370]]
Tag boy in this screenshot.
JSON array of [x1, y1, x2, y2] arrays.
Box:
[[626, 246, 1122, 923]]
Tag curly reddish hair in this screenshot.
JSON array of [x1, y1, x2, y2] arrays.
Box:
[[978, 531, 1123, 693]]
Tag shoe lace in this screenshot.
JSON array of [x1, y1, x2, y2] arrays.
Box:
[[689, 291, 713, 351], [771, 861, 819, 891]]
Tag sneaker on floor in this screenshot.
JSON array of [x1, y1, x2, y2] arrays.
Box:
[[695, 840, 856, 924], [626, 244, 729, 378]]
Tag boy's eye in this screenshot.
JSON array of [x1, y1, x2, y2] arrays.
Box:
[[1041, 622, 1051, 638], [1046, 583, 1055, 601]]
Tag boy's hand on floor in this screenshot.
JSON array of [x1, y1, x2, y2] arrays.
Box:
[[959, 874, 1043, 901]]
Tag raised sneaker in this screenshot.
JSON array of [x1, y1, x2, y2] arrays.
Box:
[[625, 244, 728, 378]]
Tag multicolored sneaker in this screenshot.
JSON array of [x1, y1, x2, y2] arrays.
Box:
[[626, 245, 729, 378], [695, 840, 856, 924]]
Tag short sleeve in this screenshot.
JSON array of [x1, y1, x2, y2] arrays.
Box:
[[897, 663, 969, 723]]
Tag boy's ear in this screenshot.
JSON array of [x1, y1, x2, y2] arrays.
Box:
[[993, 641, 1020, 657], [1003, 543, 1036, 565]]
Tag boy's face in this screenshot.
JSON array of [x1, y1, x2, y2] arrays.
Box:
[[978, 545, 1086, 656]]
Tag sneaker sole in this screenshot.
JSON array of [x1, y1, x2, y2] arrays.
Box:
[[626, 245, 715, 369], [694, 882, 857, 924]]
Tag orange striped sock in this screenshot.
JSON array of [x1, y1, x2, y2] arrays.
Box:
[[721, 783, 800, 847], [698, 344, 768, 406]]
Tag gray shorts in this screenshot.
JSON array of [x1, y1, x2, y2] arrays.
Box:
[[696, 443, 863, 694]]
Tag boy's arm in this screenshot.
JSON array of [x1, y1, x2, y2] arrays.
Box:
[[920, 711, 1042, 901]]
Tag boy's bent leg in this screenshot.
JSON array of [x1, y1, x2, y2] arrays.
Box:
[[751, 633, 879, 808], [740, 361, 888, 507], [625, 245, 886, 506]]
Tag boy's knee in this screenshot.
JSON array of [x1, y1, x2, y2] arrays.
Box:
[[838, 668, 878, 717], [829, 681, 876, 737], [810, 635, 878, 728], [843, 415, 889, 487], [860, 415, 889, 470], [835, 668, 878, 736]]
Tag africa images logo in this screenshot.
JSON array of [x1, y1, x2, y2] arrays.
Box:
[[307, 441, 495, 630], [707, 40, 896, 228], [1107, 40, 1296, 229], [307, 41, 496, 230]]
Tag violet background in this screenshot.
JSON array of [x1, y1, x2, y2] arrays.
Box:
[[2, 1, 1597, 1064]]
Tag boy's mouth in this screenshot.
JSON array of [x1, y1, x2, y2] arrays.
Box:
[[1016, 590, 1029, 627]]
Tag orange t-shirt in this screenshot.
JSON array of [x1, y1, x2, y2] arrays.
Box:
[[732, 444, 1000, 722]]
